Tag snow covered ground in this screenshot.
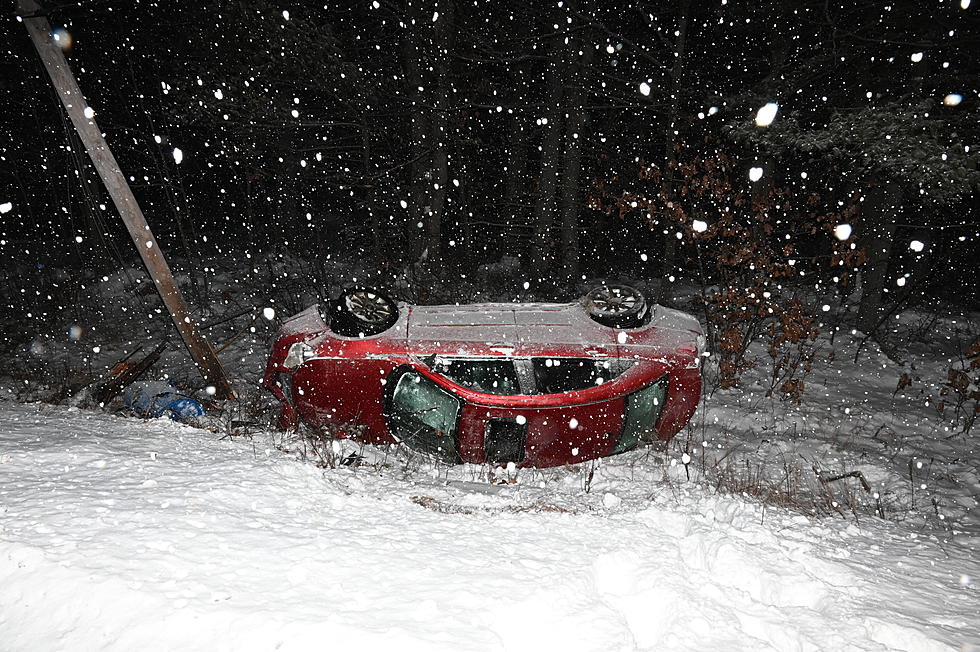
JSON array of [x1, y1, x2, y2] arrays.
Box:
[[1, 258, 978, 650], [1, 394, 978, 651]]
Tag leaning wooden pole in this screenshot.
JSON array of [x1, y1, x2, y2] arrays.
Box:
[[18, 0, 235, 400]]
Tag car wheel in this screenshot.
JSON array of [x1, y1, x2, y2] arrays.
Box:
[[584, 284, 649, 328], [330, 287, 399, 336]]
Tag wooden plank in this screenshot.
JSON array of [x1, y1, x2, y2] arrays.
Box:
[[18, 0, 235, 400]]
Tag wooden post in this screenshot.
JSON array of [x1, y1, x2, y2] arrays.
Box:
[[18, 0, 235, 400]]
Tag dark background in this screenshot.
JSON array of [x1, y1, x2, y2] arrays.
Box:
[[1, 0, 977, 336]]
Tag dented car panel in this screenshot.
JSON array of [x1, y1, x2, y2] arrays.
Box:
[[262, 295, 703, 468]]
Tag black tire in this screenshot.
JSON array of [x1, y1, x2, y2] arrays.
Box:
[[329, 287, 399, 336], [583, 284, 649, 328]]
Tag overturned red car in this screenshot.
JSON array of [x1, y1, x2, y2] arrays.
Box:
[[262, 285, 703, 468]]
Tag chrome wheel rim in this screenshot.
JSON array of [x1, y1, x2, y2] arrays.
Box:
[[590, 287, 640, 314], [345, 290, 395, 324]]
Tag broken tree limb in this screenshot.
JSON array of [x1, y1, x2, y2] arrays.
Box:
[[18, 0, 234, 400], [199, 307, 256, 331], [94, 341, 167, 406], [818, 470, 872, 493]]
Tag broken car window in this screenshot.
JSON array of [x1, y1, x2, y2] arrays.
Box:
[[532, 358, 632, 395], [388, 370, 462, 463], [430, 358, 522, 395]]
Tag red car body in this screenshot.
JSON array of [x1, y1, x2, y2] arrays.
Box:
[[262, 298, 703, 468]]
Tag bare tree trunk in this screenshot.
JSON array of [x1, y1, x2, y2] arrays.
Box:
[[558, 33, 592, 281], [503, 6, 531, 257], [558, 120, 583, 280], [531, 37, 564, 280], [280, 157, 298, 251], [504, 113, 529, 257], [460, 174, 473, 252], [657, 0, 690, 306], [361, 120, 381, 259], [403, 0, 429, 262], [857, 175, 902, 335], [422, 0, 455, 269]]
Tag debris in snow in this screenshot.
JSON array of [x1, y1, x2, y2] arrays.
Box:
[[748, 167, 763, 182], [94, 341, 167, 406], [754, 102, 779, 127], [123, 381, 205, 423], [834, 224, 853, 241]]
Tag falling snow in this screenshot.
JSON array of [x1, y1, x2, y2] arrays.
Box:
[[754, 102, 779, 127], [834, 224, 853, 241], [1, 1, 978, 649]]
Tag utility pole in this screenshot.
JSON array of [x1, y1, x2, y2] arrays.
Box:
[[18, 0, 235, 400]]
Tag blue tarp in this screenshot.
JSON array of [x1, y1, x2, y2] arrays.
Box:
[[122, 381, 205, 423]]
